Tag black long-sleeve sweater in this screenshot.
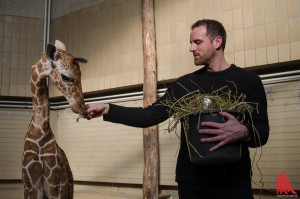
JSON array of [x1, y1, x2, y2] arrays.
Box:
[[104, 64, 269, 187]]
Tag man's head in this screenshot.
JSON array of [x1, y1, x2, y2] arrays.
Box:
[[191, 19, 226, 50], [190, 19, 227, 66]]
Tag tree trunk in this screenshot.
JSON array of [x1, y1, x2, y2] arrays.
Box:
[[141, 0, 159, 199]]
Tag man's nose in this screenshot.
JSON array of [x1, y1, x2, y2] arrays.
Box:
[[189, 43, 196, 52]]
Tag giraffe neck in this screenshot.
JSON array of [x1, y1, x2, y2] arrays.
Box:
[[31, 54, 51, 126]]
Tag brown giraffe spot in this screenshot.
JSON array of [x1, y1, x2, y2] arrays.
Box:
[[27, 162, 43, 185], [22, 151, 39, 166], [41, 121, 50, 130], [31, 67, 38, 82], [38, 132, 54, 147], [48, 184, 60, 198], [48, 167, 60, 184], [23, 140, 39, 154], [41, 53, 47, 62], [28, 126, 42, 139]]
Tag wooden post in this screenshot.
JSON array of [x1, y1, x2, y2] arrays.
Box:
[[141, 0, 159, 199]]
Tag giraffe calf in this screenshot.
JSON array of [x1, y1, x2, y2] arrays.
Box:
[[22, 40, 87, 199]]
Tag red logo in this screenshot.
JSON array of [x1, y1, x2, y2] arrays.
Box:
[[276, 171, 298, 197]]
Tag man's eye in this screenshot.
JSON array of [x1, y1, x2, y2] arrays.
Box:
[[61, 74, 72, 82]]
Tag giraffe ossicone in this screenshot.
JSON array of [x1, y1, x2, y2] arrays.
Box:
[[22, 40, 87, 199], [55, 40, 66, 51]]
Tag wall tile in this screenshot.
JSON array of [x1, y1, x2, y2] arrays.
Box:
[[25, 85, 31, 97], [185, 0, 194, 25], [11, 23, 20, 38], [267, 45, 278, 64], [117, 73, 125, 88], [10, 53, 18, 68], [290, 41, 300, 60], [158, 66, 170, 81], [277, 20, 289, 44], [253, 2, 265, 26], [4, 22, 12, 37], [255, 25, 266, 48], [289, 18, 300, 43], [98, 77, 105, 90], [212, 0, 222, 13], [264, 0, 276, 23], [1, 83, 9, 95], [26, 39, 35, 55], [19, 23, 28, 39], [231, 0, 242, 9], [0, 22, 4, 38], [17, 85, 26, 96], [287, 0, 300, 18], [233, 29, 244, 52], [278, 43, 290, 62], [225, 52, 235, 64], [244, 27, 255, 50], [17, 69, 26, 84], [177, 0, 185, 23], [131, 71, 138, 85], [234, 51, 245, 67], [194, 0, 204, 19], [275, 0, 288, 20], [124, 72, 132, 86], [223, 10, 233, 31], [19, 39, 27, 54], [3, 37, 11, 53], [11, 38, 19, 53], [222, 0, 232, 11], [256, 47, 267, 65], [266, 22, 277, 46], [233, 8, 243, 29], [10, 68, 18, 84], [9, 84, 17, 96], [91, 78, 99, 92], [2, 53, 11, 69], [203, 0, 213, 17], [243, 5, 254, 28], [104, 76, 110, 89], [27, 24, 36, 40], [245, 49, 256, 67], [1, 68, 9, 84], [18, 54, 27, 69], [0, 37, 3, 53]]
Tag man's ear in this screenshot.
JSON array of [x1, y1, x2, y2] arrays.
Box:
[[46, 43, 57, 62], [213, 36, 223, 50]]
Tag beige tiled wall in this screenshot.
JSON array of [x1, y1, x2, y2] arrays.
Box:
[[1, 0, 298, 97], [0, 15, 44, 97]]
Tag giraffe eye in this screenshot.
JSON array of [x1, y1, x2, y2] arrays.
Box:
[[61, 74, 72, 82]]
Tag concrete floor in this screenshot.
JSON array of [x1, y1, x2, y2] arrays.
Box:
[[0, 182, 285, 199]]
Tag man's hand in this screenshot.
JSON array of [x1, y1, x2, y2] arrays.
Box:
[[198, 112, 248, 152], [85, 103, 109, 120]]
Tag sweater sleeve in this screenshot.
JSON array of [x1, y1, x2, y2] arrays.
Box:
[[103, 88, 174, 128], [244, 76, 270, 148]]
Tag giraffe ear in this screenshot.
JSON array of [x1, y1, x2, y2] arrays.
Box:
[[46, 43, 57, 64], [75, 57, 88, 64]]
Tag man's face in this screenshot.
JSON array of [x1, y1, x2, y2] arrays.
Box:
[[189, 26, 215, 66]]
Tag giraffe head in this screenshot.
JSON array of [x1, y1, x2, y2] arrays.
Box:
[[46, 40, 87, 116]]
